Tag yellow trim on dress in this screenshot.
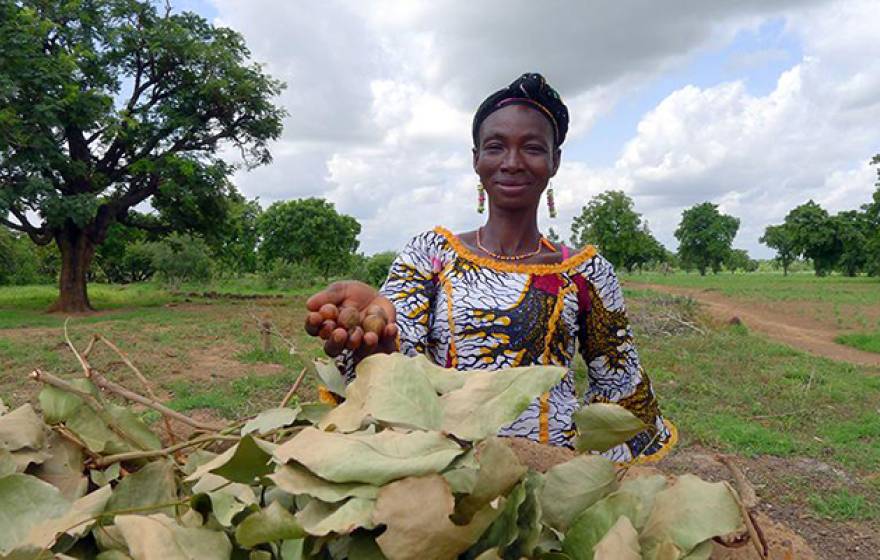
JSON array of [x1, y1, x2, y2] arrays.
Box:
[[541, 282, 577, 364], [438, 267, 458, 368], [618, 419, 679, 466], [433, 226, 597, 274], [539, 392, 550, 444]]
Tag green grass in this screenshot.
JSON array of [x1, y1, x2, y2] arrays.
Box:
[[163, 372, 308, 418], [835, 331, 880, 354], [623, 271, 880, 305], [810, 489, 879, 521]]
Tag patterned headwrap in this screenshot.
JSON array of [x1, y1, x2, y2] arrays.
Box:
[[472, 72, 570, 147]]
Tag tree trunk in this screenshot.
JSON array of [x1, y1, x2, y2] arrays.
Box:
[[49, 226, 97, 313]]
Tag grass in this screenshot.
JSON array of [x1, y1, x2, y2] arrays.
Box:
[[836, 331, 880, 354], [810, 489, 879, 521]]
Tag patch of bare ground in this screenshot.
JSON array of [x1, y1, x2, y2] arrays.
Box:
[[506, 438, 877, 560], [625, 282, 880, 367]]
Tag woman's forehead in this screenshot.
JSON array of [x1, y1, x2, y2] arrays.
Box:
[[478, 104, 555, 142]]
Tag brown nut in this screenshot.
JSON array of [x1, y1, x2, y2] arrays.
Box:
[[365, 304, 387, 321], [319, 320, 336, 339], [362, 314, 387, 337], [319, 303, 339, 321], [304, 315, 321, 336], [338, 306, 361, 330]]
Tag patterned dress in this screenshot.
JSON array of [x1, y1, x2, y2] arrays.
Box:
[[346, 226, 676, 464]]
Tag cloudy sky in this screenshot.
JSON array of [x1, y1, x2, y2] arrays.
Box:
[[182, 0, 879, 257]]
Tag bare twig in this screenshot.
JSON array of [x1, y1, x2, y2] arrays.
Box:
[[716, 454, 759, 508], [63, 318, 91, 377], [30, 369, 149, 451], [280, 367, 308, 408], [82, 334, 99, 358], [93, 433, 239, 467], [94, 334, 177, 444], [86, 368, 222, 432]]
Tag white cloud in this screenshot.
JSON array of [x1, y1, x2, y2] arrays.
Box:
[[207, 0, 878, 259]]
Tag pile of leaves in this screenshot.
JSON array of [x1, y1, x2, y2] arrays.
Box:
[[0, 353, 753, 560]]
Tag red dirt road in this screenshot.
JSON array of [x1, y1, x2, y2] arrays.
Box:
[[625, 282, 880, 368]]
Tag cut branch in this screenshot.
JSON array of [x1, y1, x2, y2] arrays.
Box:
[[93, 433, 240, 467], [280, 367, 308, 409]]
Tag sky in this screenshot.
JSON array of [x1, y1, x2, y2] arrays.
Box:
[[182, 0, 879, 258]]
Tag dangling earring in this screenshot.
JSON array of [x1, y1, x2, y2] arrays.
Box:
[[546, 182, 557, 218], [477, 183, 486, 214]]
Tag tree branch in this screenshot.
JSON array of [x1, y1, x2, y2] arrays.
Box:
[[5, 208, 53, 245]]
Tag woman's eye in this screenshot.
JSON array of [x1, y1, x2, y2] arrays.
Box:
[[525, 145, 547, 153]]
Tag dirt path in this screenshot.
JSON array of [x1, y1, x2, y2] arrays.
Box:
[[626, 281, 880, 368]]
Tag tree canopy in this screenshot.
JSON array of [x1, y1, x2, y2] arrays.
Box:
[[0, 0, 285, 310], [569, 191, 665, 272], [257, 198, 361, 279], [759, 224, 797, 276], [674, 202, 740, 275]]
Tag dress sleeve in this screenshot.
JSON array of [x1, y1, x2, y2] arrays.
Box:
[[335, 231, 441, 382], [575, 254, 676, 464]]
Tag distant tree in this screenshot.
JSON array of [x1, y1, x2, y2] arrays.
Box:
[[546, 227, 561, 244], [210, 196, 262, 276], [674, 202, 740, 276], [724, 248, 756, 273], [784, 201, 840, 276], [864, 155, 880, 276], [833, 210, 869, 277], [94, 223, 156, 283], [363, 252, 397, 288], [0, 1, 285, 311], [570, 191, 665, 272], [760, 224, 798, 276], [151, 233, 213, 288], [257, 198, 361, 280]]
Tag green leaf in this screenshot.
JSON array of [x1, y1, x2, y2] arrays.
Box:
[[235, 501, 305, 547], [510, 471, 545, 558], [25, 485, 112, 549], [269, 463, 378, 502], [617, 475, 668, 530], [573, 403, 649, 453], [440, 365, 566, 441], [320, 354, 443, 432], [107, 404, 162, 451], [31, 431, 88, 500], [408, 354, 468, 394], [455, 438, 527, 523], [105, 460, 178, 517], [467, 477, 528, 558], [0, 405, 46, 452], [562, 491, 642, 560], [91, 462, 122, 488], [241, 407, 300, 436], [313, 360, 347, 396], [0, 474, 70, 554], [295, 497, 375, 536], [186, 435, 275, 484], [639, 475, 744, 559], [280, 539, 305, 560], [274, 427, 463, 485], [298, 403, 332, 425], [372, 474, 502, 560], [593, 516, 641, 560], [348, 533, 386, 560], [540, 455, 618, 532], [190, 473, 257, 527], [0, 450, 15, 478], [114, 514, 232, 560], [37, 380, 95, 425]]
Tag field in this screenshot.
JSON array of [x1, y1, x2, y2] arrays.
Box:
[[2, 274, 880, 558]]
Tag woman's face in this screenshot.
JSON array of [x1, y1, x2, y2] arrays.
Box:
[[473, 104, 561, 213]]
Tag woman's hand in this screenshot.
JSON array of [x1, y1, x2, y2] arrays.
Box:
[[304, 281, 399, 359]]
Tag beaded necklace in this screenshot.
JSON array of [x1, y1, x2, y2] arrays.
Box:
[[475, 227, 548, 261]]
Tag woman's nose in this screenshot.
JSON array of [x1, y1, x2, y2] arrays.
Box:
[[500, 148, 524, 171]]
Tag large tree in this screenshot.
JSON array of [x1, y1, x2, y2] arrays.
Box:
[[783, 200, 840, 276], [570, 190, 665, 272], [674, 202, 740, 276], [864, 155, 880, 276], [760, 224, 797, 276], [0, 1, 285, 311], [257, 198, 361, 280]]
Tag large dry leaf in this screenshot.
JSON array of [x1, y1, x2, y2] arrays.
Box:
[[186, 435, 275, 484], [562, 491, 642, 560], [235, 501, 305, 547], [454, 438, 527, 523], [106, 460, 178, 517], [372, 475, 502, 560], [440, 366, 565, 441], [540, 454, 618, 532], [25, 485, 112, 548], [573, 403, 648, 453], [275, 427, 463, 485], [242, 407, 300, 436], [295, 497, 376, 536], [269, 463, 378, 502], [64, 403, 160, 455], [0, 405, 46, 452], [313, 360, 347, 396], [114, 514, 231, 560], [31, 431, 88, 500], [593, 516, 641, 560], [407, 354, 469, 394], [0, 474, 70, 554], [321, 354, 443, 432], [639, 475, 745, 559], [37, 381, 96, 425]]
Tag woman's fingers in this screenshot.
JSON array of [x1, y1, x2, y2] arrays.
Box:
[[304, 312, 323, 336], [324, 327, 349, 357], [346, 326, 364, 351], [306, 283, 347, 312], [362, 331, 379, 350]]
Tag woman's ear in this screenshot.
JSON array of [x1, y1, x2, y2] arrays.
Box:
[[551, 148, 562, 177], [472, 146, 479, 172]]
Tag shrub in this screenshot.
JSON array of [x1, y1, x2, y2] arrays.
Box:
[[259, 258, 322, 290], [151, 234, 213, 288]]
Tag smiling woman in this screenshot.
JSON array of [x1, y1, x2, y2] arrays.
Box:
[[304, 73, 675, 464]]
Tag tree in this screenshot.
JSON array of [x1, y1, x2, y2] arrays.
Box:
[[0, 1, 285, 311], [257, 198, 361, 280], [760, 224, 797, 276], [209, 196, 262, 276], [832, 210, 869, 277], [570, 191, 665, 272], [724, 248, 757, 273], [94, 222, 156, 283], [864, 155, 880, 276], [674, 203, 740, 276], [784, 201, 840, 276]]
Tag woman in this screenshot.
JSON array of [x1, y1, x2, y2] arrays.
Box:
[[305, 73, 675, 464]]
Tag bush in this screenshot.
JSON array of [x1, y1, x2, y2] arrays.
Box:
[[259, 259, 323, 290], [0, 229, 57, 285], [151, 234, 213, 288]]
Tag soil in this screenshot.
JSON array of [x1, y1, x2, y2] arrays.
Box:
[[625, 282, 880, 368]]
